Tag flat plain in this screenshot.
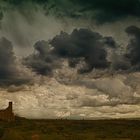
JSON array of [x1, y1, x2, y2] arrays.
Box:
[[0, 118, 140, 140]]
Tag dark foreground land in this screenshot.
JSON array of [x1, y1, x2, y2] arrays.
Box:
[[0, 118, 140, 140]]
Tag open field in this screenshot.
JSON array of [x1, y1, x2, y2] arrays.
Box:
[[0, 118, 140, 140]]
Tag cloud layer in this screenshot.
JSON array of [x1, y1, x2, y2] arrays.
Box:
[[0, 70, 140, 119], [0, 37, 31, 85], [1, 0, 140, 24]]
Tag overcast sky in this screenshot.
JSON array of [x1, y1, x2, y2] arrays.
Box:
[[0, 0, 140, 119]]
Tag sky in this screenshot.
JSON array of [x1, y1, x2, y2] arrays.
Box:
[[0, 0, 140, 119]]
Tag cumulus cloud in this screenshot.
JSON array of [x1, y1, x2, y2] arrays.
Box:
[[110, 53, 131, 71], [125, 25, 140, 70], [0, 37, 31, 86], [0, 37, 17, 78], [22, 28, 119, 76], [50, 28, 118, 73], [23, 40, 61, 76]]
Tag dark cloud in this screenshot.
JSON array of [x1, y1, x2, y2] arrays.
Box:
[[23, 28, 118, 75], [1, 0, 48, 5], [40, 0, 140, 23], [110, 52, 131, 71], [125, 25, 140, 70], [0, 37, 16, 78], [50, 28, 117, 73], [0, 37, 30, 86], [23, 40, 60, 76], [1, 0, 140, 23], [68, 58, 82, 68], [46, 0, 140, 23], [103, 37, 118, 48], [73, 0, 140, 23]]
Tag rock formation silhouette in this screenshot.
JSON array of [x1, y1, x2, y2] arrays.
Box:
[[0, 102, 15, 122]]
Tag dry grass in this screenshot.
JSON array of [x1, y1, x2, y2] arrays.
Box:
[[0, 118, 139, 140]]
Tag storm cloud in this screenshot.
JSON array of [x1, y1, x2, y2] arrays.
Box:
[[72, 0, 140, 23], [0, 37, 30, 86], [0, 0, 140, 23], [125, 25, 140, 70], [0, 0, 140, 120], [50, 28, 117, 73], [0, 37, 17, 78], [23, 40, 61, 76]]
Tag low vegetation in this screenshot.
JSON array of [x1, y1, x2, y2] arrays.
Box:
[[0, 118, 139, 140]]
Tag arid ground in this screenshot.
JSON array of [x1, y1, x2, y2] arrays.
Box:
[[0, 118, 140, 140]]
